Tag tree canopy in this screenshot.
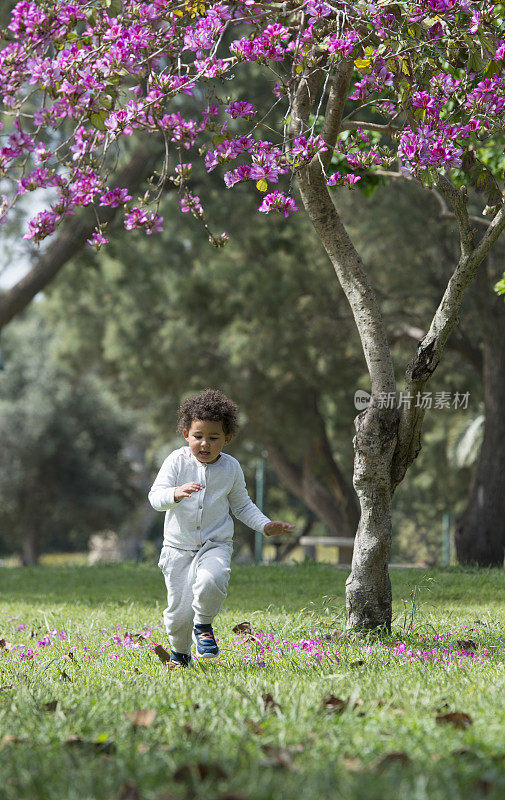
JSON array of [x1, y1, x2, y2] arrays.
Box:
[[0, 0, 504, 246]]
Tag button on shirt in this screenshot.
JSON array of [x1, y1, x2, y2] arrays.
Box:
[[148, 446, 271, 549]]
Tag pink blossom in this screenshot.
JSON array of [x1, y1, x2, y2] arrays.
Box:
[[258, 191, 298, 218]]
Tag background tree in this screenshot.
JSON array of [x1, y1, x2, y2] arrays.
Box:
[[0, 311, 141, 564]]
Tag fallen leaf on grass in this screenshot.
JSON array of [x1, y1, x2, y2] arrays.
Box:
[[262, 693, 282, 713], [260, 744, 302, 770], [436, 712, 473, 730], [44, 700, 58, 712], [322, 695, 347, 713], [64, 735, 116, 755], [0, 639, 12, 650], [375, 751, 411, 770], [244, 718, 264, 735], [60, 671, 72, 683], [126, 632, 149, 645], [232, 621, 255, 637], [119, 783, 142, 800], [126, 709, 157, 727], [456, 640, 477, 650], [154, 644, 171, 664], [174, 762, 228, 782]]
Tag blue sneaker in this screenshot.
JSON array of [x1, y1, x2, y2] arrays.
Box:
[[193, 624, 219, 658], [169, 650, 192, 668]]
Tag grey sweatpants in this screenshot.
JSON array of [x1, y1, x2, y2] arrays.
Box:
[[158, 539, 232, 654]]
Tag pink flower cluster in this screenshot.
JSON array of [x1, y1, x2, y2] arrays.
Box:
[[0, 0, 504, 246]]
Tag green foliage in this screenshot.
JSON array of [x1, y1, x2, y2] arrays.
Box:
[[0, 312, 141, 557], [494, 273, 505, 297]]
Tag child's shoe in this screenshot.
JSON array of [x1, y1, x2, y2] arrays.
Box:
[[193, 624, 219, 658], [169, 650, 192, 668]]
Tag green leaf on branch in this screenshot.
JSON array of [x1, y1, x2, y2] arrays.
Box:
[[89, 109, 109, 131]]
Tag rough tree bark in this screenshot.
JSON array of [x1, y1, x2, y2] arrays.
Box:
[[455, 264, 505, 566], [290, 58, 505, 629]]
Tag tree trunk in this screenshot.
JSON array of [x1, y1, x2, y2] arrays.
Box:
[[345, 405, 398, 630], [22, 528, 39, 566], [455, 270, 505, 566]]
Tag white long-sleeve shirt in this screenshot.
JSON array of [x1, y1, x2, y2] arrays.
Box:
[[148, 446, 271, 549]]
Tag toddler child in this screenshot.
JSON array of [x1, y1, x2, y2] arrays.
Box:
[[148, 388, 294, 667]]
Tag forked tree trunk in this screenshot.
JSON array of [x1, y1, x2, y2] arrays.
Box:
[[455, 280, 505, 565]]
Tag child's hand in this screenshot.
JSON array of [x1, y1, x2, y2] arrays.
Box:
[[174, 483, 203, 502], [263, 521, 295, 537]]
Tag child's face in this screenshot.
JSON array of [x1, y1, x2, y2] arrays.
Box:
[[183, 419, 233, 464]]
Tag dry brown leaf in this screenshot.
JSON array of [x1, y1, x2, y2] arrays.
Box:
[[60, 671, 72, 683], [244, 718, 264, 735], [262, 692, 281, 712], [322, 694, 347, 713], [0, 639, 12, 650], [232, 621, 255, 637], [44, 700, 58, 712], [154, 644, 171, 664], [375, 751, 411, 770], [174, 762, 228, 782], [456, 640, 477, 650], [436, 712, 473, 729], [130, 633, 148, 644], [126, 709, 157, 728]]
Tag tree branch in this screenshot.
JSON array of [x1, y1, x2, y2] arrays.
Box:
[[391, 197, 505, 487], [0, 142, 163, 330], [318, 60, 354, 171], [291, 64, 397, 397]]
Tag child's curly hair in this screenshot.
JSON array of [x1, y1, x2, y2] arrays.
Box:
[[177, 389, 238, 435]]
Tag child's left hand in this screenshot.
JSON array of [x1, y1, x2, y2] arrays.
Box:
[[263, 521, 295, 536]]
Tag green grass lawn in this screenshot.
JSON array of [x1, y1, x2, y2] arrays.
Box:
[[1, 563, 505, 800]]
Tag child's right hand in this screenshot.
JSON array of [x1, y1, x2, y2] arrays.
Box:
[[174, 483, 203, 502]]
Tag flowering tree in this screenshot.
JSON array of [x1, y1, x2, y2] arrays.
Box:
[[1, 0, 505, 628]]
